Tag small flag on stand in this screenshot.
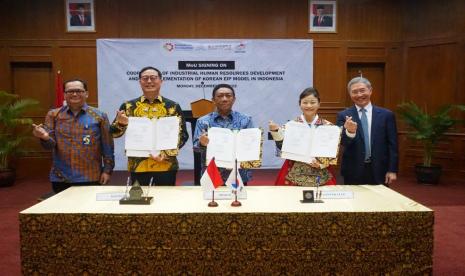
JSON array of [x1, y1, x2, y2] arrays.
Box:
[[225, 169, 244, 192], [54, 70, 65, 108], [226, 160, 243, 206], [200, 158, 223, 191]]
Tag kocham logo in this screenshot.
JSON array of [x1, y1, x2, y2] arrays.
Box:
[[163, 43, 174, 51]]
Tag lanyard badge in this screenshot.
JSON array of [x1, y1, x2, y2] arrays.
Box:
[[82, 134, 91, 145]]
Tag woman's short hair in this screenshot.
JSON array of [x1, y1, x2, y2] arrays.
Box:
[[299, 87, 320, 104]]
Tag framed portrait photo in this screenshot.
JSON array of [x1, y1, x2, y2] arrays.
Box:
[[65, 0, 95, 32], [309, 0, 337, 33]]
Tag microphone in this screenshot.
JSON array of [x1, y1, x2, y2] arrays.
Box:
[[124, 176, 131, 199], [201, 81, 205, 99], [316, 175, 320, 200]]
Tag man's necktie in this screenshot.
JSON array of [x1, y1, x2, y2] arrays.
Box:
[[361, 108, 370, 160]]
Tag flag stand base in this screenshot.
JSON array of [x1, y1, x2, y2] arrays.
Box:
[[231, 200, 242, 207], [208, 201, 218, 207]]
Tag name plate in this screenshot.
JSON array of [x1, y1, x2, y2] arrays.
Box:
[[203, 189, 247, 200], [96, 192, 126, 201], [321, 191, 354, 199]]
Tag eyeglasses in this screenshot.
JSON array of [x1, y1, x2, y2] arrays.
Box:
[[140, 75, 160, 82], [64, 89, 86, 94]]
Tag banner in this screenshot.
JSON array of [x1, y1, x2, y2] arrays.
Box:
[[97, 39, 313, 170]]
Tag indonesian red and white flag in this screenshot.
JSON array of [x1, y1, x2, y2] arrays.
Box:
[[200, 158, 223, 191], [54, 70, 66, 107]]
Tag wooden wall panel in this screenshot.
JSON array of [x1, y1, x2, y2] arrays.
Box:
[[0, 0, 403, 41], [91, 0, 119, 38], [11, 62, 53, 116], [313, 46, 345, 106], [402, 0, 463, 41], [457, 137, 465, 177], [338, 0, 402, 41], [0, 0, 63, 39], [347, 47, 385, 57], [457, 38, 465, 108], [384, 44, 403, 110], [9, 46, 53, 60], [405, 42, 458, 112], [59, 45, 98, 105], [0, 46, 9, 89]]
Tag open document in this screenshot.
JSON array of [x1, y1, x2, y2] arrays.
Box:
[[206, 127, 262, 168], [281, 121, 341, 164], [125, 116, 180, 157]]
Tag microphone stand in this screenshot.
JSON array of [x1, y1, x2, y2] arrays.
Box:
[[123, 176, 131, 199], [315, 176, 323, 203], [145, 177, 153, 201]]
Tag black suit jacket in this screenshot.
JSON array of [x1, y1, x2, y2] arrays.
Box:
[[313, 15, 333, 27], [336, 105, 398, 184], [70, 14, 92, 26]]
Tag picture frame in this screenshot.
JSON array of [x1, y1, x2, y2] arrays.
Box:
[[309, 0, 337, 33], [65, 0, 95, 32]]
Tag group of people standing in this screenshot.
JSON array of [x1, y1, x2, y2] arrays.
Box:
[[32, 66, 398, 193], [270, 78, 398, 187]]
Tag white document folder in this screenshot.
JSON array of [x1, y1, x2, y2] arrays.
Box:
[[206, 127, 262, 169], [281, 121, 341, 164], [125, 116, 180, 157]]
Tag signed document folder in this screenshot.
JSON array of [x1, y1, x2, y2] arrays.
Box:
[[281, 121, 341, 163], [206, 127, 262, 168], [125, 116, 180, 157]]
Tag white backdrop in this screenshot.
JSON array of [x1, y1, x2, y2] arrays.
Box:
[[97, 39, 313, 170]]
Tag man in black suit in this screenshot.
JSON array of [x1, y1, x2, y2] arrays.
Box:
[[336, 77, 398, 185], [70, 4, 92, 26], [313, 5, 333, 27]]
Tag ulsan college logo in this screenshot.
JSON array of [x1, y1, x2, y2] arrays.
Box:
[[234, 42, 246, 53]]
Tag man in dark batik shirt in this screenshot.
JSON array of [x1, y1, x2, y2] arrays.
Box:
[[111, 66, 188, 186]]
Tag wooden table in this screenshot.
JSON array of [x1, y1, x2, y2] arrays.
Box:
[[20, 185, 433, 274]]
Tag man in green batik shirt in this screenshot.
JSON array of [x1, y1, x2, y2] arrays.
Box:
[[110, 66, 188, 186]]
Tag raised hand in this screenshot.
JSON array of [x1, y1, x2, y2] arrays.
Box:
[[199, 129, 209, 147], [32, 124, 50, 140], [344, 116, 358, 134], [116, 110, 129, 126], [149, 152, 165, 162], [309, 160, 321, 169], [268, 120, 280, 131]]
